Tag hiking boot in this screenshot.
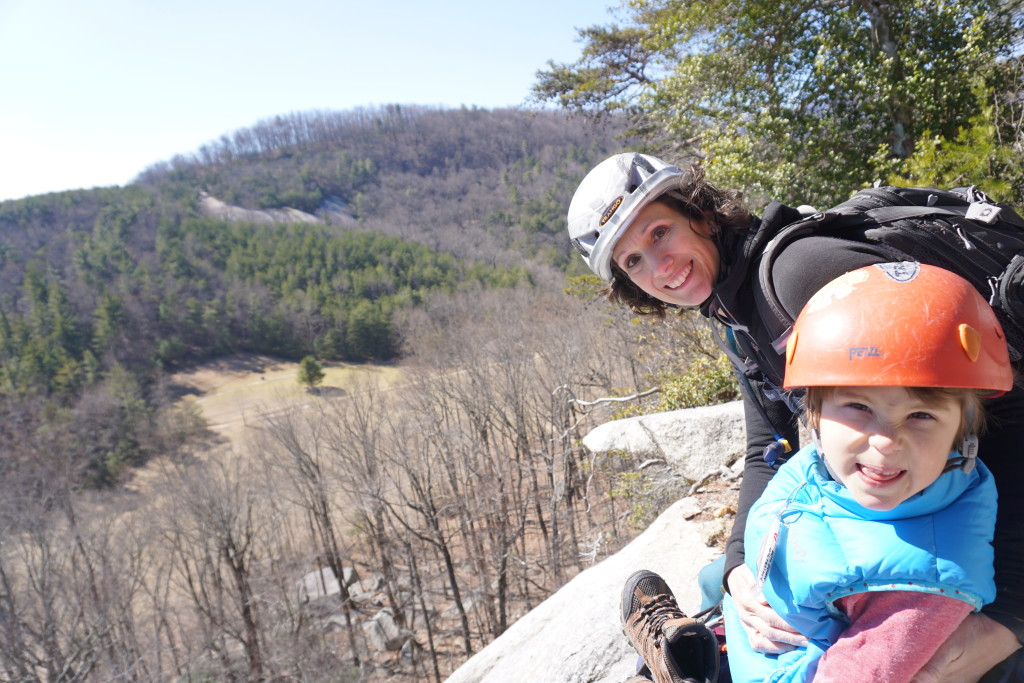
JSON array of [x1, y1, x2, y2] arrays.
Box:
[[620, 570, 720, 683]]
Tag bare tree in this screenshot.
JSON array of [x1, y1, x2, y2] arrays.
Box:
[[158, 455, 269, 680], [251, 402, 365, 668]]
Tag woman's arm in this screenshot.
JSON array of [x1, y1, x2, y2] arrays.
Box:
[[723, 374, 799, 578], [974, 386, 1024, 644]]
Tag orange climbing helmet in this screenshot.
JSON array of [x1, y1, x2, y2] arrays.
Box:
[[783, 262, 1013, 393]]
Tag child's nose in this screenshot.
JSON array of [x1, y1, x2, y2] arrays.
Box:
[[868, 428, 901, 454]]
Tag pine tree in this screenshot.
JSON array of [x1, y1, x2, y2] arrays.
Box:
[[297, 355, 325, 393]]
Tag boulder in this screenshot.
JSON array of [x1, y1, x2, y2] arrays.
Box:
[[582, 401, 745, 483], [297, 565, 361, 603], [363, 608, 412, 652], [445, 497, 722, 683], [199, 192, 321, 225]]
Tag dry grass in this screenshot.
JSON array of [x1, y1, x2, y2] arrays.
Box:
[[168, 352, 404, 440]]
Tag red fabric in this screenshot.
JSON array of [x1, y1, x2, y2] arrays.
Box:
[[813, 591, 972, 683]]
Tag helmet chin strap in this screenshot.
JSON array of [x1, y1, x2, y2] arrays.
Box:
[[810, 428, 844, 482], [944, 402, 979, 474], [942, 435, 978, 473], [951, 435, 980, 474]]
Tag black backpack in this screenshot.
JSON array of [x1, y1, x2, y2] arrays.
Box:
[[757, 184, 1024, 373]]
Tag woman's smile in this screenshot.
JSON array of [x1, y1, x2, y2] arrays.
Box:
[[664, 261, 693, 290]]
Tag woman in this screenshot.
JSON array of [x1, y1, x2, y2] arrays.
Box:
[[567, 152, 1024, 680]]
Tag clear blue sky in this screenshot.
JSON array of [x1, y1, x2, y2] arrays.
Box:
[[0, 0, 615, 202]]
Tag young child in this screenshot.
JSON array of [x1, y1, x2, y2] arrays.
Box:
[[722, 261, 1012, 683]]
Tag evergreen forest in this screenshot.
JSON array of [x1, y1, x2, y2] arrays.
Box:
[[0, 106, 624, 484]]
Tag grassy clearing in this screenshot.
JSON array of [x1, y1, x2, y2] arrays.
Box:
[[169, 353, 404, 439]]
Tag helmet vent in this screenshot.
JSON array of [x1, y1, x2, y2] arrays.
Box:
[[959, 324, 981, 362], [626, 155, 657, 192]]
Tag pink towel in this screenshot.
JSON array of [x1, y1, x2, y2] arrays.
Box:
[[813, 591, 972, 682]]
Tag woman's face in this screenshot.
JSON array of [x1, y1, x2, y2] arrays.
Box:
[[612, 200, 720, 307]]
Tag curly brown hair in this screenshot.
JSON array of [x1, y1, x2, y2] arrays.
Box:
[[602, 164, 752, 317]]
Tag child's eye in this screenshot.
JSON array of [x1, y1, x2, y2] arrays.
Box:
[[908, 411, 935, 421], [843, 402, 871, 412]]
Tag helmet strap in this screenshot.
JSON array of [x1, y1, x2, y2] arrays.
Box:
[[944, 402, 979, 474], [943, 437, 978, 474], [960, 435, 979, 474], [811, 428, 843, 483]]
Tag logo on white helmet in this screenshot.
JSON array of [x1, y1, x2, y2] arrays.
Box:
[[600, 196, 624, 226]]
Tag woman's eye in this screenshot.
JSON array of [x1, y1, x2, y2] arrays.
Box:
[[624, 254, 640, 269], [652, 226, 668, 240], [908, 412, 935, 421]]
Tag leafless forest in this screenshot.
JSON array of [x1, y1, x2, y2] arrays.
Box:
[[0, 284, 711, 682]]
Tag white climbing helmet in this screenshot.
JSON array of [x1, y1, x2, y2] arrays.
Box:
[[567, 152, 690, 281]]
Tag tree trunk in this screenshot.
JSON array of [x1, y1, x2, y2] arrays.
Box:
[[859, 0, 914, 157]]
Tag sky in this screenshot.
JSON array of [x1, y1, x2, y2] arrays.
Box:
[[0, 0, 616, 202]]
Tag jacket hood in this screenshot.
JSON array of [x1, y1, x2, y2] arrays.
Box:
[[798, 445, 985, 521]]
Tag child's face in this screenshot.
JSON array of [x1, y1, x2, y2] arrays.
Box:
[[818, 386, 962, 511]]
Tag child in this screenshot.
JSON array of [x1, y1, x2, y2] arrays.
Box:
[[722, 261, 1012, 682]]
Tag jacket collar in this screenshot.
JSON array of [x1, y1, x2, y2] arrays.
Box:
[[703, 201, 805, 319]]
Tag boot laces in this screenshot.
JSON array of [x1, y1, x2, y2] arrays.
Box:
[[636, 591, 685, 639]]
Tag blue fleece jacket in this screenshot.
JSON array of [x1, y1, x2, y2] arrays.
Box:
[[724, 444, 997, 683]]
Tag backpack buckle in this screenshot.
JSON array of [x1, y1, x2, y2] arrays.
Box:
[[966, 202, 1002, 224]]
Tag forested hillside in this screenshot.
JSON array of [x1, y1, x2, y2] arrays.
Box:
[[0, 106, 626, 484]]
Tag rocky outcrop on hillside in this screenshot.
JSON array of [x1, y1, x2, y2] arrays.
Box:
[[445, 401, 745, 682], [198, 192, 358, 226]]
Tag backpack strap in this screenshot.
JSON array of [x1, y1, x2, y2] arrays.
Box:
[[754, 212, 914, 356], [847, 203, 1024, 228], [705, 315, 795, 466]]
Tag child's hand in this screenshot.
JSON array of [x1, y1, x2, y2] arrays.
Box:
[[727, 564, 808, 653], [911, 613, 1021, 683]]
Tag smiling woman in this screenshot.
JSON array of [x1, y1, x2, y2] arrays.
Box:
[[566, 152, 750, 316]]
